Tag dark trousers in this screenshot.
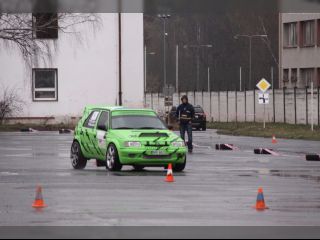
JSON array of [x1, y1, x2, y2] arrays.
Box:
[[180, 123, 193, 150]]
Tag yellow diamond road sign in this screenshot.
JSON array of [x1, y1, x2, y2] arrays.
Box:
[[257, 79, 271, 93]]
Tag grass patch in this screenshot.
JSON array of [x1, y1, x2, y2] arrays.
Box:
[[207, 122, 320, 141], [0, 123, 75, 132]]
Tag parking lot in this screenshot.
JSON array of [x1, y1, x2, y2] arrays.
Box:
[[0, 130, 319, 226]]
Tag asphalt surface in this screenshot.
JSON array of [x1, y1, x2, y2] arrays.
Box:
[[0, 130, 319, 226]]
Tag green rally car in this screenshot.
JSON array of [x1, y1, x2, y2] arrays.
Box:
[[71, 106, 187, 172]]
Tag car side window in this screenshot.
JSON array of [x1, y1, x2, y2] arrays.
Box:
[[83, 111, 100, 129], [97, 111, 109, 131]]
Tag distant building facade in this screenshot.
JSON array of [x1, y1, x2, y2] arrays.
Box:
[[0, 13, 144, 124], [280, 13, 320, 88]]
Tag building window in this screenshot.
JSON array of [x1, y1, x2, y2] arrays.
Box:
[[291, 69, 298, 83], [284, 22, 298, 47], [33, 13, 59, 39], [300, 68, 314, 87], [283, 69, 289, 83], [301, 20, 315, 47], [33, 69, 58, 101]]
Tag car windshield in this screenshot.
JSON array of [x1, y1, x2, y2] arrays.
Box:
[[112, 115, 167, 130]]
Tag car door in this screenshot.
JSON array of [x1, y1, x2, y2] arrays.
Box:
[[81, 110, 101, 158], [96, 111, 110, 160]]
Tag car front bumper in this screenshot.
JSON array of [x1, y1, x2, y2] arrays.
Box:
[[118, 147, 187, 166]]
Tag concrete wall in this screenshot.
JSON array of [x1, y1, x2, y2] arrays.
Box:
[[146, 89, 320, 126], [0, 13, 144, 124]]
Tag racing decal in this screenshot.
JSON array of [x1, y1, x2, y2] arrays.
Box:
[[153, 137, 162, 143], [97, 130, 106, 149], [170, 137, 180, 143], [88, 134, 103, 156]]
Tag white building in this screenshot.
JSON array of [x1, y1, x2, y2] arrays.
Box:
[[280, 13, 320, 88], [0, 13, 144, 124]]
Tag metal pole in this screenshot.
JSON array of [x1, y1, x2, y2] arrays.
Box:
[[245, 87, 247, 122], [273, 87, 276, 123], [118, 13, 123, 106], [196, 50, 200, 91], [176, 45, 179, 92], [196, 24, 200, 91], [202, 90, 204, 108], [240, 67, 242, 92], [144, 45, 147, 106], [236, 88, 238, 123], [306, 86, 309, 125], [253, 88, 256, 122], [210, 91, 212, 122], [151, 92, 154, 109], [249, 37, 252, 90], [271, 67, 274, 87], [283, 87, 286, 124], [208, 67, 210, 92], [163, 19, 167, 89], [318, 87, 320, 127], [144, 46, 147, 92], [294, 87, 297, 125], [227, 90, 229, 123], [264, 103, 266, 129], [218, 91, 221, 122], [311, 82, 314, 131]]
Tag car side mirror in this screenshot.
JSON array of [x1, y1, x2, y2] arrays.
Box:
[[97, 123, 108, 132]]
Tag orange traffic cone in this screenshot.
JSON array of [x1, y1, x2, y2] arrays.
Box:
[[165, 164, 175, 183], [32, 186, 47, 209], [272, 135, 278, 144], [254, 188, 269, 211]]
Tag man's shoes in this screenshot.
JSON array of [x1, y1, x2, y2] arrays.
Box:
[[188, 149, 193, 154]]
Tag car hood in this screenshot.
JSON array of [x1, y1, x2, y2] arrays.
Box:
[[109, 129, 181, 142]]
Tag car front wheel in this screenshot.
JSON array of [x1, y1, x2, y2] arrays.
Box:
[[173, 157, 187, 172], [71, 141, 87, 170], [106, 144, 123, 172]]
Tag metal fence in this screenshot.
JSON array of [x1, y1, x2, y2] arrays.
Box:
[[145, 87, 320, 126]]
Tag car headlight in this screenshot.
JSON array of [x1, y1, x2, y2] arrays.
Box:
[[124, 141, 142, 148], [172, 141, 185, 148]]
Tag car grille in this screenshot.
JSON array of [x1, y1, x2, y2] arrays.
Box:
[[144, 142, 170, 147], [143, 155, 172, 160], [139, 133, 169, 138]]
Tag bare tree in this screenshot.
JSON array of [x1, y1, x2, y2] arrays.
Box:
[[0, 13, 100, 64], [0, 86, 25, 125]]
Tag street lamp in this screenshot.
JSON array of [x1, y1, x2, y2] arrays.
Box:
[[144, 46, 156, 94], [184, 44, 213, 91], [234, 34, 268, 89], [158, 14, 171, 92]]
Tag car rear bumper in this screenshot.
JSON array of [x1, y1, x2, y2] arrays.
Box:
[[192, 120, 206, 127]]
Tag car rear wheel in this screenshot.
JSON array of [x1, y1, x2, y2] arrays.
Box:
[[71, 141, 87, 170], [106, 144, 123, 172], [173, 157, 187, 172]]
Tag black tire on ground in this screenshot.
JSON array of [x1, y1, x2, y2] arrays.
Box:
[[70, 141, 87, 170], [306, 155, 320, 161], [202, 126, 207, 131], [106, 144, 123, 172], [133, 166, 145, 171], [173, 157, 187, 172]]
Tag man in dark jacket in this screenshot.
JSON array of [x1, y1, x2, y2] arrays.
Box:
[[176, 95, 195, 153]]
